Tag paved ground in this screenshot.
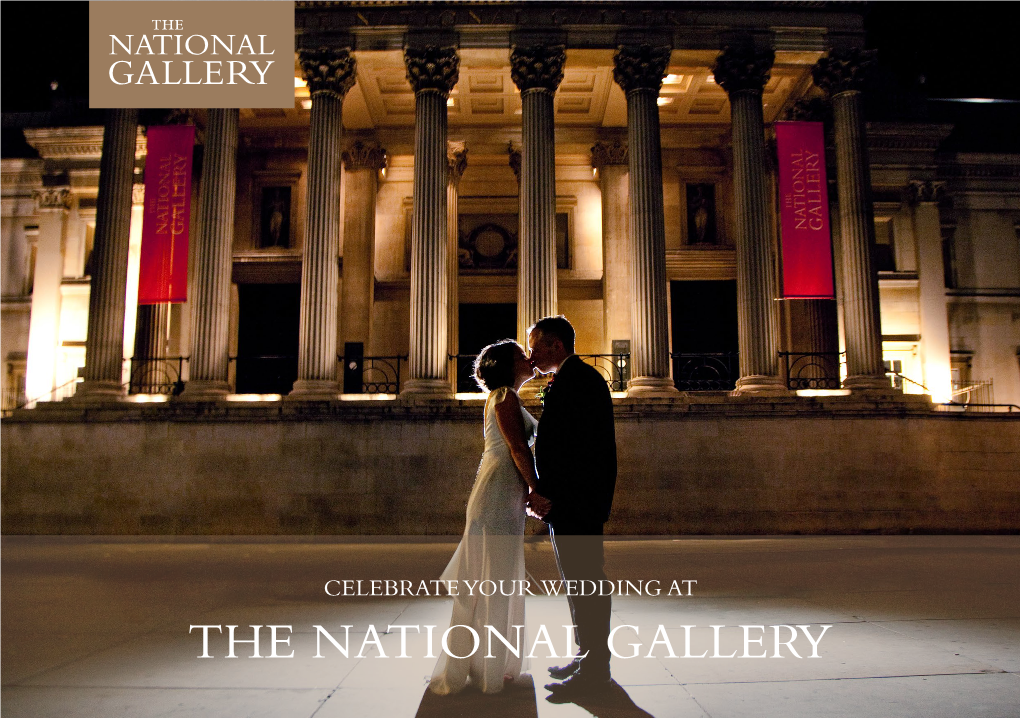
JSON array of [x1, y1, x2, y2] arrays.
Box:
[[2, 536, 1018, 718]]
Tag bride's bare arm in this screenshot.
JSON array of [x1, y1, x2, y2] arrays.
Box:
[[493, 390, 541, 493]]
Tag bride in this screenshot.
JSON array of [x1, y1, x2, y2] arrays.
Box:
[[429, 339, 550, 695]]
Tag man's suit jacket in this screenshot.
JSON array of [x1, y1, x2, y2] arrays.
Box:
[[534, 355, 617, 527]]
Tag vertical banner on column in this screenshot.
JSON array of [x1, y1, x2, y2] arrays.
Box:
[[139, 125, 195, 304], [776, 121, 834, 299]]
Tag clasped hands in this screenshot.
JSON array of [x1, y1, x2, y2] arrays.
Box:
[[527, 490, 551, 520]]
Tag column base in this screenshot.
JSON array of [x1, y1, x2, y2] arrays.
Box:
[[401, 378, 454, 399], [732, 375, 790, 396], [70, 380, 126, 403], [286, 379, 340, 401], [176, 380, 231, 402], [843, 374, 898, 395], [627, 376, 681, 397]]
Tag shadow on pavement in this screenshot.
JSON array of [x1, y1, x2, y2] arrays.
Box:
[[416, 674, 540, 718]]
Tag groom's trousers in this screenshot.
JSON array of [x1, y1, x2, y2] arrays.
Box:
[[549, 522, 612, 678]]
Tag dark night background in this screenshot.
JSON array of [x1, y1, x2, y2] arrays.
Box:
[[2, 1, 1019, 154]]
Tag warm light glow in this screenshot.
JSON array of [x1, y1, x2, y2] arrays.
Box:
[[227, 394, 284, 402], [592, 167, 598, 178], [796, 389, 852, 397], [124, 394, 170, 403], [705, 75, 715, 84], [301, 99, 312, 110], [454, 392, 487, 401], [293, 77, 306, 88], [656, 97, 674, 106], [610, 391, 628, 400], [663, 73, 683, 84], [340, 393, 396, 401], [447, 97, 455, 107]]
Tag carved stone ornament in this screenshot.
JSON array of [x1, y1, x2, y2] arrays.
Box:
[[342, 140, 387, 171], [712, 44, 775, 94], [161, 108, 196, 125], [785, 97, 831, 124], [447, 141, 468, 181], [34, 188, 72, 211], [507, 143, 522, 181], [812, 47, 878, 96], [613, 44, 671, 93], [132, 183, 145, 206], [403, 45, 460, 95], [907, 180, 947, 205], [298, 46, 357, 98], [591, 140, 629, 169], [510, 45, 566, 93]]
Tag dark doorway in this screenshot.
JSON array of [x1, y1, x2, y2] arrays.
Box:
[[670, 280, 739, 390], [457, 303, 516, 392], [236, 284, 300, 394]]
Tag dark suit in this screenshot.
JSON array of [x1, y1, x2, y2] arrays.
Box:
[[535, 355, 617, 677]]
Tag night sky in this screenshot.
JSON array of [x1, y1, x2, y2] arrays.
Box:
[[2, 2, 1018, 150]]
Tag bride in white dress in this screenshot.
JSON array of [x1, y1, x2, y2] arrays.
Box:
[[429, 339, 549, 695]]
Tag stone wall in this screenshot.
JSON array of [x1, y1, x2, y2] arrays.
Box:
[[2, 397, 1018, 535]]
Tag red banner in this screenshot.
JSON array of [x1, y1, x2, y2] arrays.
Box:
[[775, 121, 834, 299], [138, 125, 195, 304]]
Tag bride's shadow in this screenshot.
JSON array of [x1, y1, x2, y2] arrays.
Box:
[[415, 675, 656, 718]]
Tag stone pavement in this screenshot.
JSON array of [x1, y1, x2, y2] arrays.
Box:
[[2, 536, 1018, 718]]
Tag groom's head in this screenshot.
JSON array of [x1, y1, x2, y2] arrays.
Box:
[[528, 315, 574, 373]]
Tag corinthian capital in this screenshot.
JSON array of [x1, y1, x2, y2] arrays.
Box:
[[591, 140, 629, 170], [907, 180, 946, 205], [812, 48, 877, 96], [404, 46, 460, 96], [447, 141, 468, 182], [298, 47, 357, 99], [34, 187, 72, 211], [712, 44, 775, 95], [342, 140, 387, 171], [613, 44, 671, 93], [510, 45, 566, 93]]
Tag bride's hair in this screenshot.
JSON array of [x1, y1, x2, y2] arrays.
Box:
[[474, 339, 522, 392]]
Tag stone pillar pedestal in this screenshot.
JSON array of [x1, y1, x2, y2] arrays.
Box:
[[339, 141, 387, 350], [402, 42, 459, 397], [592, 140, 631, 354], [180, 109, 238, 400], [714, 44, 787, 396], [613, 44, 679, 396], [813, 48, 892, 394], [910, 180, 952, 402], [289, 46, 356, 400], [511, 41, 564, 342], [25, 188, 71, 403], [75, 108, 139, 401]]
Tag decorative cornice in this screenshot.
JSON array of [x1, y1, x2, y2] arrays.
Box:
[[591, 140, 629, 169], [510, 44, 566, 93], [613, 44, 671, 94], [507, 143, 521, 182], [403, 45, 460, 96], [23, 127, 146, 161], [298, 46, 357, 99], [812, 47, 877, 97], [907, 180, 946, 205], [447, 141, 468, 181], [713, 44, 774, 94], [33, 187, 72, 211], [342, 140, 387, 171], [784, 97, 831, 123]]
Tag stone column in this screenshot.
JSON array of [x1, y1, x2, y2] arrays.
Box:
[[613, 44, 678, 395], [910, 180, 952, 402], [447, 142, 467, 389], [339, 141, 387, 349], [714, 43, 787, 395], [25, 188, 71, 403], [289, 47, 357, 399], [75, 108, 139, 400], [180, 109, 238, 400], [510, 41, 564, 342], [402, 43, 459, 396], [592, 139, 631, 353], [813, 48, 891, 392]]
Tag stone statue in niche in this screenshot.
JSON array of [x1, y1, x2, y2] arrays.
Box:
[[686, 183, 716, 245], [260, 186, 291, 248]]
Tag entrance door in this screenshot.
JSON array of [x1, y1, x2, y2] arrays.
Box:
[[236, 284, 300, 394], [457, 303, 516, 392], [670, 280, 739, 390]]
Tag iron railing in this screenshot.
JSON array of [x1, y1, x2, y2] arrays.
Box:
[[1, 386, 27, 417], [780, 352, 843, 391], [128, 356, 187, 396], [671, 352, 739, 391], [339, 354, 408, 394], [577, 353, 630, 392]]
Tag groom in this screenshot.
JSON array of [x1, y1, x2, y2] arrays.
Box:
[[527, 315, 617, 696]]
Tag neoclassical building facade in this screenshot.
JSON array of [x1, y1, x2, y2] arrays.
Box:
[[3, 2, 1019, 411]]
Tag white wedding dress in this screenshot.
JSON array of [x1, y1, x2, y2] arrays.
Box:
[[429, 386, 537, 695]]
